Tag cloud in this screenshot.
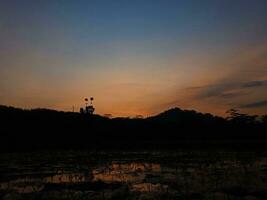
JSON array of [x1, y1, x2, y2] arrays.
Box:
[[240, 100, 267, 108], [189, 82, 242, 99], [242, 80, 267, 88], [188, 79, 267, 100]]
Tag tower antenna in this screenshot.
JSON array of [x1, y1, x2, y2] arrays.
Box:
[[90, 97, 94, 105], [85, 98, 88, 106], [80, 97, 95, 115]]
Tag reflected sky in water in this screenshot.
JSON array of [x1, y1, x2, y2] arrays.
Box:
[[1, 151, 267, 199]]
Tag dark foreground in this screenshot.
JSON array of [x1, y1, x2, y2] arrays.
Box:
[[1, 105, 267, 151], [1, 150, 267, 200]]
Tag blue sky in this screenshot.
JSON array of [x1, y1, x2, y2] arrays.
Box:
[[1, 0, 267, 116]]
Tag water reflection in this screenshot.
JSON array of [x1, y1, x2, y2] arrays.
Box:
[[93, 162, 160, 183], [132, 183, 168, 192], [92, 162, 165, 191], [1, 152, 267, 200], [0, 178, 44, 193], [0, 162, 163, 193]]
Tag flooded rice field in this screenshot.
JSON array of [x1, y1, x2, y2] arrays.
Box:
[[1, 151, 267, 200]]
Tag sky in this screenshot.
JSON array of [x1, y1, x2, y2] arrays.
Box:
[[1, 0, 267, 117]]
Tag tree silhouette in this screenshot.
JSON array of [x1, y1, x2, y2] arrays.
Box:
[[226, 108, 257, 125], [0, 105, 267, 151]]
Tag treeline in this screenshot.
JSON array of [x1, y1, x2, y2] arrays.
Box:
[[0, 105, 267, 151]]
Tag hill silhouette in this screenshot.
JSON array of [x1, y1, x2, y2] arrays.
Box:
[[0, 105, 267, 151]]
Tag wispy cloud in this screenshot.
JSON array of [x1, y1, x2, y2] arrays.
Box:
[[189, 82, 243, 99], [242, 80, 267, 88], [191, 79, 267, 100], [240, 100, 267, 108]]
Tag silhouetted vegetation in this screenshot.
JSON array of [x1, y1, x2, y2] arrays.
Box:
[[0, 105, 267, 151]]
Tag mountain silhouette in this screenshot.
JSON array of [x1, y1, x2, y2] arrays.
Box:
[[148, 107, 223, 123], [0, 105, 267, 151]]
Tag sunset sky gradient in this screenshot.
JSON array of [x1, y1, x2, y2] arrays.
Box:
[[1, 0, 267, 117]]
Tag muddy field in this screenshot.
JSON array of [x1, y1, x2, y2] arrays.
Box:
[[1, 151, 267, 200]]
